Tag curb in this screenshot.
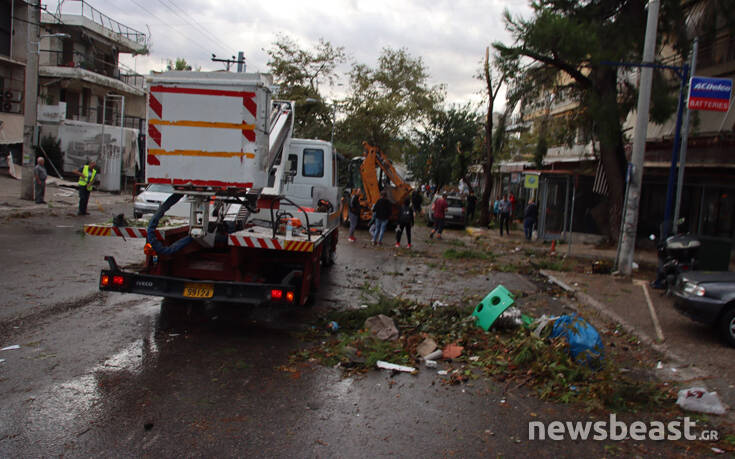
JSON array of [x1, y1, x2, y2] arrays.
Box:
[[539, 269, 708, 382]]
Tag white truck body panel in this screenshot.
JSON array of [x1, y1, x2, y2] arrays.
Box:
[[145, 72, 272, 189]]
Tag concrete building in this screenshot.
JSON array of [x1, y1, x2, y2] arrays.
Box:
[[497, 0, 735, 244], [0, 0, 33, 163], [36, 0, 148, 190]]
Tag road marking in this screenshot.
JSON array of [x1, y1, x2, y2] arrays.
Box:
[[634, 279, 665, 342]]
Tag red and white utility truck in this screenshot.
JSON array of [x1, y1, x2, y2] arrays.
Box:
[[84, 71, 340, 306]]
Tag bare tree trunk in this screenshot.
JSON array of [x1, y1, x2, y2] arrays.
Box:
[[591, 68, 627, 242], [480, 48, 495, 227]]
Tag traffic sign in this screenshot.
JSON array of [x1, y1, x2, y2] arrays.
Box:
[[688, 76, 732, 112]]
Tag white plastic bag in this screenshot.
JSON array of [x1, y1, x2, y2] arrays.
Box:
[[676, 387, 726, 415]]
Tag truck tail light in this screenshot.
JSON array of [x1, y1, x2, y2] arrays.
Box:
[[271, 289, 283, 300], [100, 274, 110, 287], [113, 275, 125, 287], [286, 291, 295, 303]]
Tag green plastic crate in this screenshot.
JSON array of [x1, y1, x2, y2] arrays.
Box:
[[472, 284, 515, 331]]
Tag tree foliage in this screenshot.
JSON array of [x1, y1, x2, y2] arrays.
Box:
[[265, 34, 346, 139], [338, 48, 444, 158], [166, 58, 192, 71], [494, 0, 688, 240], [406, 104, 481, 191]]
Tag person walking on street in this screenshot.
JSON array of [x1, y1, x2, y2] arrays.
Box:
[[466, 190, 476, 222], [372, 190, 392, 245], [523, 199, 538, 240], [499, 194, 511, 236], [395, 198, 414, 248], [348, 192, 361, 242], [411, 189, 423, 215], [74, 159, 97, 216], [429, 192, 449, 239], [492, 196, 501, 223], [34, 157, 47, 204]]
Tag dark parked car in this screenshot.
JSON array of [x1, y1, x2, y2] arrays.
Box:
[[672, 271, 735, 347], [424, 194, 466, 228]]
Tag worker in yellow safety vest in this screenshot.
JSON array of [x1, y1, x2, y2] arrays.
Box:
[[73, 159, 97, 215]]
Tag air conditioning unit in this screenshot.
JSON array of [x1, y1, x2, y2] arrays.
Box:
[[1, 90, 22, 102], [0, 102, 22, 113]]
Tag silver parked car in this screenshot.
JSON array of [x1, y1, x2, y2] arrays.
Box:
[[133, 184, 190, 218], [424, 194, 466, 228]]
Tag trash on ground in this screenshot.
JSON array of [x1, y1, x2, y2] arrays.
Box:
[[1, 345, 20, 351], [591, 260, 612, 274], [442, 343, 464, 359], [359, 304, 368, 309], [432, 300, 448, 310], [712, 447, 725, 454], [424, 349, 443, 361], [0, 359, 5, 364], [494, 306, 523, 329], [424, 359, 438, 368], [416, 338, 437, 357], [364, 314, 399, 341], [469, 356, 479, 362], [549, 314, 604, 365], [676, 387, 726, 415], [531, 314, 559, 338], [343, 346, 366, 364], [437, 370, 448, 375], [326, 321, 339, 333], [656, 361, 663, 369], [376, 360, 416, 373], [472, 285, 515, 331]]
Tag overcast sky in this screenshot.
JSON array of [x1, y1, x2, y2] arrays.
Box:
[[44, 0, 532, 110]]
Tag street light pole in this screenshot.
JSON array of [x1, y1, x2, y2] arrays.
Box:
[[617, 0, 660, 275], [21, 0, 41, 200]]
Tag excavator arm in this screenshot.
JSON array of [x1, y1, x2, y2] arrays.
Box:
[[358, 141, 412, 217]]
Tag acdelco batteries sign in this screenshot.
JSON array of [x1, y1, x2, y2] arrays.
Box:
[[688, 76, 732, 112]]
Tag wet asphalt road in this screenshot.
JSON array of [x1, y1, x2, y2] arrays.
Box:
[[0, 210, 697, 456]]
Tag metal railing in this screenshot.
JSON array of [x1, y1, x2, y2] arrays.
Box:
[[64, 106, 143, 129], [56, 0, 148, 47], [40, 50, 145, 90]]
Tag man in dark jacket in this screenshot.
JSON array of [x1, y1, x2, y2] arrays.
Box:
[[466, 190, 476, 221], [372, 190, 392, 245], [348, 192, 361, 242], [523, 200, 538, 240], [395, 198, 414, 248], [411, 189, 423, 215]]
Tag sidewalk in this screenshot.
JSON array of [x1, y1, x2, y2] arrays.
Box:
[[0, 169, 132, 218], [466, 225, 735, 419]]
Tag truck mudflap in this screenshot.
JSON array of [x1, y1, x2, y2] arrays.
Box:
[[99, 256, 301, 306]]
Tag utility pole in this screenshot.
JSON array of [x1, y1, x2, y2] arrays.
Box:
[[21, 0, 41, 200], [211, 54, 246, 72], [673, 38, 698, 233], [617, 0, 660, 275]]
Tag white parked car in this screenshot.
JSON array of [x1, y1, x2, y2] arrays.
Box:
[[133, 184, 191, 219]]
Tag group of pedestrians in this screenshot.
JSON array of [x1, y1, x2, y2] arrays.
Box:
[[347, 189, 424, 247], [491, 193, 538, 240], [33, 156, 97, 216]]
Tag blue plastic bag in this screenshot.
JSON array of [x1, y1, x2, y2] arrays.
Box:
[[550, 314, 604, 365]]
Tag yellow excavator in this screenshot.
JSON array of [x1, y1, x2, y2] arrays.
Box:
[[341, 141, 412, 226]]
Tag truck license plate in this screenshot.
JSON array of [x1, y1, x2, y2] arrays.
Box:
[[183, 283, 214, 298]]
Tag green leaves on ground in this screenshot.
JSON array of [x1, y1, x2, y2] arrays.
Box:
[[294, 288, 671, 413]]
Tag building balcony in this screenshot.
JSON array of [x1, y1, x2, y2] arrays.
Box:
[[41, 1, 148, 55]]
